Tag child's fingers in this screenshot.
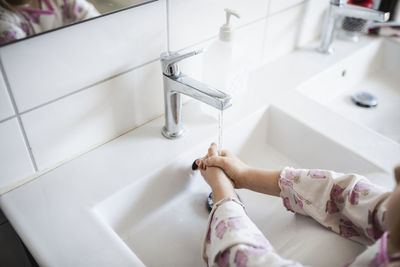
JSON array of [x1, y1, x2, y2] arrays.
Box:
[[206, 156, 227, 169], [195, 159, 203, 170], [197, 159, 207, 170], [208, 143, 218, 157], [220, 149, 234, 157], [394, 165, 400, 184]]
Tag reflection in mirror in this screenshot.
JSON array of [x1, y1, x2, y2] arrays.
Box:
[[0, 0, 154, 45]]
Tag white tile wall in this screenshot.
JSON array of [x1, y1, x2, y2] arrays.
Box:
[[235, 18, 268, 67], [0, 119, 34, 193], [0, 0, 326, 192], [179, 18, 267, 84], [0, 0, 167, 113], [168, 0, 270, 51], [296, 0, 327, 47], [269, 0, 305, 15], [0, 71, 14, 121], [263, 1, 315, 63], [21, 61, 163, 171]]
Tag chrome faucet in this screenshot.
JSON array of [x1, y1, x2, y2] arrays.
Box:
[[160, 50, 232, 139], [319, 0, 389, 54]]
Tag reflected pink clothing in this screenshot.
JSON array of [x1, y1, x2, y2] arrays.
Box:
[[203, 167, 399, 267], [0, 0, 99, 44]]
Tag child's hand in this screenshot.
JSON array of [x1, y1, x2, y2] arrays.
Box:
[[196, 143, 237, 202], [196, 143, 234, 189], [202, 147, 250, 189], [200, 164, 234, 191]]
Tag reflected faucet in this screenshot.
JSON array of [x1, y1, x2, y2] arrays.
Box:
[[319, 0, 389, 54], [160, 50, 232, 139]]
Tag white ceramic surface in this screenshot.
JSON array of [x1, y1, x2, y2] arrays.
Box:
[[0, 70, 14, 121], [95, 105, 388, 267], [1, 37, 399, 267], [21, 61, 163, 172], [0, 119, 34, 192], [298, 39, 400, 144]]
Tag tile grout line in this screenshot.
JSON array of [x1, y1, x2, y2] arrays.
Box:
[[0, 58, 159, 123], [267, 0, 311, 18], [260, 0, 272, 63], [166, 0, 171, 52], [177, 35, 216, 53], [19, 58, 159, 116], [0, 57, 39, 172], [0, 114, 17, 124]]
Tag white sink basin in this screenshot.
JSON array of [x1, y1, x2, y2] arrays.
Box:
[[298, 38, 400, 144], [94, 105, 386, 267]]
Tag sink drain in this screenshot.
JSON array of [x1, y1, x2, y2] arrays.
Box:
[[351, 91, 377, 108], [206, 192, 213, 212]]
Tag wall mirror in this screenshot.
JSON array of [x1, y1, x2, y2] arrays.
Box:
[[0, 0, 156, 46]]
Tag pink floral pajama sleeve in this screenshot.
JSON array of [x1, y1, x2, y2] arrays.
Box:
[[279, 167, 389, 245], [203, 167, 392, 267], [203, 198, 304, 267]]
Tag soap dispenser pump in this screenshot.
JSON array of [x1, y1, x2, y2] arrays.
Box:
[[219, 8, 240, 42], [202, 8, 248, 120]]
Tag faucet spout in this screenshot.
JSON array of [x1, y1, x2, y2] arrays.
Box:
[[160, 50, 232, 139], [170, 75, 232, 110], [337, 4, 389, 22]]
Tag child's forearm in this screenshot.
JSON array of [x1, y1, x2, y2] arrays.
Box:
[[211, 178, 238, 203], [243, 168, 281, 197]]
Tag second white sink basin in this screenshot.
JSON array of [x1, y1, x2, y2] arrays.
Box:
[[94, 105, 386, 266], [298, 38, 400, 144]]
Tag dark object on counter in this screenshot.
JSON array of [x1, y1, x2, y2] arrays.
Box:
[[379, 0, 399, 20], [207, 192, 214, 212], [351, 91, 378, 108], [206, 192, 242, 213], [192, 159, 200, 170]]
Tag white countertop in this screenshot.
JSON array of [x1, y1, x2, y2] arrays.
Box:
[[1, 37, 399, 266]]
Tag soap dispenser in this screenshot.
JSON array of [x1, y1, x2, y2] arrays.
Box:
[[202, 8, 249, 119]]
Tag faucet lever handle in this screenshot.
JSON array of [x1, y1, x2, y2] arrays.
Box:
[[161, 49, 204, 76]]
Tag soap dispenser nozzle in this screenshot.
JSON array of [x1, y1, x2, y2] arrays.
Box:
[[219, 8, 240, 42], [224, 8, 240, 26]]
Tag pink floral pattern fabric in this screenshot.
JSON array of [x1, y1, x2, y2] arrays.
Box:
[[279, 168, 389, 244], [203, 168, 393, 267], [0, 0, 99, 45]]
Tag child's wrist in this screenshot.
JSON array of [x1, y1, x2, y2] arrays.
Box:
[[211, 176, 234, 190], [211, 178, 236, 202]]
